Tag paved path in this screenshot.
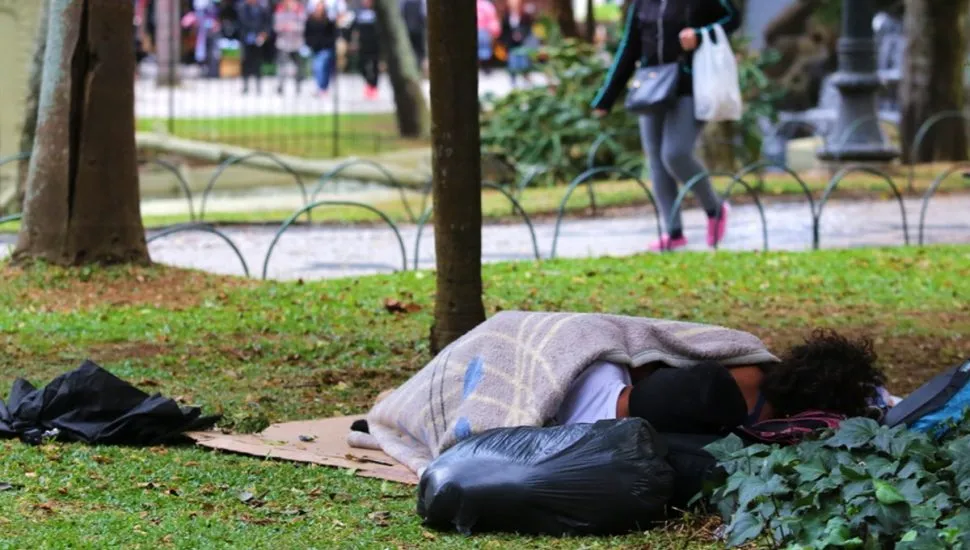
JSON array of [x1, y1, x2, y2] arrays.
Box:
[[6, 195, 967, 280], [136, 67, 536, 119]]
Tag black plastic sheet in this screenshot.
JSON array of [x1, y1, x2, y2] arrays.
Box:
[[0, 360, 219, 445]]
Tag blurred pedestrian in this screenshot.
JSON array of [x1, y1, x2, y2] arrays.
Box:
[[352, 0, 381, 100], [237, 0, 272, 94], [400, 0, 426, 70], [305, 0, 338, 96], [476, 0, 500, 68], [500, 0, 534, 88], [274, 0, 308, 95]]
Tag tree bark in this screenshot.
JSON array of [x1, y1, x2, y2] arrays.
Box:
[[900, 0, 970, 163], [10, 0, 52, 215], [427, 0, 486, 353], [13, 0, 150, 266], [584, 0, 596, 42], [374, 0, 430, 138], [154, 0, 180, 86], [552, 0, 580, 39]]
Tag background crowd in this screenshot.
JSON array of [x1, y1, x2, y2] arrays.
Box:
[[132, 0, 545, 99]]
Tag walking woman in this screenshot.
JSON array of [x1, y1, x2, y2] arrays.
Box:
[[592, 0, 741, 251], [305, 1, 338, 97]]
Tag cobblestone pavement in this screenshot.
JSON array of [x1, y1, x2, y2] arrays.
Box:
[[6, 195, 966, 280]]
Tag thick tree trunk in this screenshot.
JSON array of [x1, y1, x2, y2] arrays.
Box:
[[13, 0, 150, 266], [11, 0, 52, 215], [374, 0, 430, 138], [154, 0, 180, 86], [553, 0, 580, 39], [427, 0, 485, 353], [900, 0, 970, 163]]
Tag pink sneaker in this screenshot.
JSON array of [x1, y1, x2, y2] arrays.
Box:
[[649, 234, 688, 252], [707, 203, 730, 247]]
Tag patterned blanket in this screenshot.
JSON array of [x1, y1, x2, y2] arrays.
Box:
[[360, 311, 778, 474]]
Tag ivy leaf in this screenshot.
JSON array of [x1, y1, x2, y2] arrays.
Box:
[[839, 463, 869, 482], [897, 459, 928, 481], [825, 418, 880, 450], [874, 480, 907, 505], [871, 426, 897, 456], [858, 500, 910, 537], [841, 480, 872, 502], [819, 517, 862, 548], [896, 478, 925, 505], [737, 477, 768, 509], [795, 458, 827, 483], [704, 434, 745, 462], [725, 510, 765, 548], [864, 456, 898, 479]]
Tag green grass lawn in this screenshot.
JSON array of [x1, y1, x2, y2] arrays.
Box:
[[137, 113, 427, 158], [2, 246, 970, 547]]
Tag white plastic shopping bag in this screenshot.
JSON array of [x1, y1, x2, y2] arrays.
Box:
[[692, 24, 743, 122]]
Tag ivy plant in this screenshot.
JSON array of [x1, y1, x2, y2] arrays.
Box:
[[704, 416, 970, 549]]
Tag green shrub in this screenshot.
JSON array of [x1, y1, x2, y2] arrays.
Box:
[[480, 38, 641, 185], [705, 416, 970, 549]]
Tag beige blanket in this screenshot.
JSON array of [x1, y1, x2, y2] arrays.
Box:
[[361, 311, 778, 474]]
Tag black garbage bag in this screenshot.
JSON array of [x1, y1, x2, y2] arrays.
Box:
[[0, 360, 219, 445], [417, 418, 675, 536]]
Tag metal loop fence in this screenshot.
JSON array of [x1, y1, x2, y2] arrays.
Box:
[[2, 111, 970, 278]]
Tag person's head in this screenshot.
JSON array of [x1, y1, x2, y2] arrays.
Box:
[[760, 329, 885, 418], [312, 1, 326, 17], [361, 0, 373, 8], [508, 0, 522, 13]]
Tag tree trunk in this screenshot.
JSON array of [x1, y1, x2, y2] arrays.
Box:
[[11, 0, 52, 215], [154, 0, 180, 86], [584, 0, 596, 42], [13, 0, 150, 266], [900, 0, 970, 163], [427, 0, 485, 354], [374, 0, 430, 138], [553, 0, 580, 39]]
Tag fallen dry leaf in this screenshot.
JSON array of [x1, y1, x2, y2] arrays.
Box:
[[383, 298, 422, 314], [368, 510, 391, 527]]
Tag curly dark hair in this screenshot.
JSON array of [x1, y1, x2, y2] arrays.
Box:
[[760, 329, 886, 418]]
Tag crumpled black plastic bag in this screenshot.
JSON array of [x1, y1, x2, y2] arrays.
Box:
[[0, 360, 219, 445], [417, 418, 676, 536]]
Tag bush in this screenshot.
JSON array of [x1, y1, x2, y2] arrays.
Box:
[[705, 416, 970, 549], [480, 38, 641, 185]]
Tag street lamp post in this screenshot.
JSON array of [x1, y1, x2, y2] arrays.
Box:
[[816, 0, 899, 162]]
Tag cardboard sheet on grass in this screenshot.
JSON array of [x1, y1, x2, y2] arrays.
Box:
[[188, 415, 417, 485]]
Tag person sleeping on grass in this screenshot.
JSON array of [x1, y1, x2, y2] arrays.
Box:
[[555, 329, 895, 434]]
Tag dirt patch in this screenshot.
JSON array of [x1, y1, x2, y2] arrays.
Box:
[[86, 341, 173, 363], [4, 264, 256, 312]]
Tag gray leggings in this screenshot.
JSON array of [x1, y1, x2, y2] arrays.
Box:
[[639, 96, 721, 235]]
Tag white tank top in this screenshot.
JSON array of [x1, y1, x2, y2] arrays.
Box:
[[554, 360, 632, 425]]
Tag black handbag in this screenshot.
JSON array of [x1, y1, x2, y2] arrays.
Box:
[[624, 61, 681, 114]]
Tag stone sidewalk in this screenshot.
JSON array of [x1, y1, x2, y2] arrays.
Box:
[[135, 69, 537, 120], [5, 195, 965, 280]]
